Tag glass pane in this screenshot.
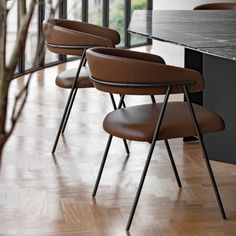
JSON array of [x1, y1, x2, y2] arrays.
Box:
[[110, 0, 125, 47], [45, 0, 60, 64], [25, 2, 38, 70], [67, 0, 82, 20], [6, 1, 18, 72], [45, 0, 59, 19], [88, 0, 103, 26], [131, 0, 147, 45], [45, 47, 59, 65], [67, 1, 83, 59]]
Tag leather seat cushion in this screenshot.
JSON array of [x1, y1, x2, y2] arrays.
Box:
[[103, 102, 225, 142], [56, 67, 93, 89]]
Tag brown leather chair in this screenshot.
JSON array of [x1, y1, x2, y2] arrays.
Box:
[[86, 47, 226, 230], [194, 2, 236, 10], [43, 19, 126, 153]]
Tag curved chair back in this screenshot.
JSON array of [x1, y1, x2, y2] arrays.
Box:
[[43, 19, 120, 56], [194, 3, 236, 10], [86, 48, 204, 95]]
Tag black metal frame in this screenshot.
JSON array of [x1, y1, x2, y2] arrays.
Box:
[[51, 47, 86, 154], [103, 0, 109, 27], [49, 43, 130, 154], [90, 78, 226, 230]]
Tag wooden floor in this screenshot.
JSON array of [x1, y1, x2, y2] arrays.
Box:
[[1, 52, 236, 235]]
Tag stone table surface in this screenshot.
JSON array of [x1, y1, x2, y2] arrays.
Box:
[[129, 10, 236, 61]]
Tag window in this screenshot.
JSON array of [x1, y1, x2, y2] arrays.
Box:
[[3, 0, 152, 76], [131, 0, 148, 45], [110, 0, 125, 46], [45, 0, 60, 64], [25, 3, 38, 70], [88, 0, 103, 25]]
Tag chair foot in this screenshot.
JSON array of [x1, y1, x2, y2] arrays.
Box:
[[126, 140, 157, 231], [203, 152, 227, 219], [123, 139, 130, 155], [164, 140, 182, 188], [61, 88, 78, 134], [92, 135, 113, 197], [183, 85, 226, 219], [52, 52, 86, 153]]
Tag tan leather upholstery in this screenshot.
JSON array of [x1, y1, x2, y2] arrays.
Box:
[[43, 19, 120, 56], [194, 3, 236, 10], [43, 19, 120, 89], [56, 67, 93, 89], [103, 102, 225, 142], [86, 48, 204, 95], [86, 47, 224, 141], [88, 47, 226, 226]]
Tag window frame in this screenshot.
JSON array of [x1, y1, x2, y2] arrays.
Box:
[[3, 0, 152, 78]]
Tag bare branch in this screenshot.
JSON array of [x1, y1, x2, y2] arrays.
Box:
[[7, 0, 59, 136], [7, 0, 36, 79], [0, 0, 7, 72], [46, 0, 62, 18], [8, 75, 30, 136], [19, 0, 27, 18], [7, 0, 17, 12], [0, 1, 9, 135], [0, 0, 61, 157]]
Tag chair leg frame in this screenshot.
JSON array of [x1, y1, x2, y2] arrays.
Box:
[[150, 95, 181, 188], [109, 93, 130, 155], [92, 134, 113, 197], [150, 95, 156, 104], [126, 86, 172, 231], [93, 85, 225, 231], [183, 85, 226, 220], [61, 58, 88, 133], [127, 85, 226, 230], [92, 95, 126, 197], [164, 139, 182, 188], [51, 53, 130, 154], [61, 88, 78, 133], [51, 50, 87, 154]]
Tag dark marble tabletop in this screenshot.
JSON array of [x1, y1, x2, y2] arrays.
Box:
[[129, 10, 236, 61]]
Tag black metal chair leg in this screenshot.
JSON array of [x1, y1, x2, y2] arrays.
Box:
[[150, 105, 179, 199], [183, 85, 226, 219], [51, 51, 86, 153], [109, 93, 117, 110], [164, 140, 182, 188], [200, 139, 226, 219], [126, 140, 157, 231], [92, 135, 113, 197], [110, 93, 130, 155], [119, 94, 126, 108], [52, 88, 77, 153], [61, 88, 78, 133], [126, 87, 171, 231], [61, 57, 87, 134], [122, 139, 130, 155], [151, 95, 156, 103]]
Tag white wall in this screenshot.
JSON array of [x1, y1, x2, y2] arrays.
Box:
[[153, 0, 236, 10]]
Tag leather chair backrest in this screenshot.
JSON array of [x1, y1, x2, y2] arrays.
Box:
[[43, 19, 120, 56], [86, 48, 204, 95], [194, 3, 236, 10]]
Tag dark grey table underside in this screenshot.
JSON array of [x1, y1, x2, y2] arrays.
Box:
[[129, 10, 236, 164]]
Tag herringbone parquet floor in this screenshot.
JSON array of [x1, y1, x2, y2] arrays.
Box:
[[1, 50, 236, 235]]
